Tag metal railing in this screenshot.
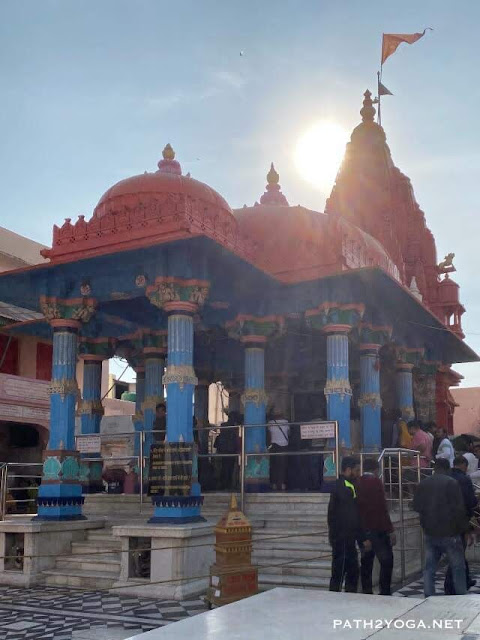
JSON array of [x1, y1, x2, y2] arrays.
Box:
[[374, 448, 425, 585], [0, 462, 42, 518], [76, 422, 340, 513]]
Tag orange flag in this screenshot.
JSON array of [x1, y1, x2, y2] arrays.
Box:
[[381, 30, 430, 65]]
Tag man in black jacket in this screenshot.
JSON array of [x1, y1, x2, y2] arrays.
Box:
[[444, 455, 478, 594], [413, 457, 469, 597], [328, 456, 370, 592]]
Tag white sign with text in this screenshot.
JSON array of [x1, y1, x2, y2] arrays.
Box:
[[77, 435, 101, 454], [300, 421, 336, 440]]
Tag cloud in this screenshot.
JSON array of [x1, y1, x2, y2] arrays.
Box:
[[210, 70, 246, 91], [142, 70, 247, 115], [144, 92, 184, 112]]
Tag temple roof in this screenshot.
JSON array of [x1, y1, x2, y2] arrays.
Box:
[[94, 144, 232, 219], [41, 145, 251, 265]]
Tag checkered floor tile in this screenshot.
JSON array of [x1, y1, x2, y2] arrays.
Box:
[[0, 586, 207, 639], [393, 563, 480, 598]]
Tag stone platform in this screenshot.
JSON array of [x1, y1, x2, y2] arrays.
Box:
[[125, 587, 480, 640]]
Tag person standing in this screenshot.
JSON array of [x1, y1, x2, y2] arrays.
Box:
[[153, 402, 167, 442], [412, 458, 469, 597], [407, 420, 432, 469], [356, 458, 396, 596], [459, 439, 480, 477], [216, 411, 241, 490], [328, 456, 370, 592], [267, 411, 290, 491], [444, 455, 478, 594], [435, 426, 455, 468]]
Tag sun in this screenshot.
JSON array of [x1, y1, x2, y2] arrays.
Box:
[[294, 121, 349, 194]]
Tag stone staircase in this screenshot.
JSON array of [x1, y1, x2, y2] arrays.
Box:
[[48, 493, 332, 592], [247, 494, 332, 590], [45, 493, 420, 593], [43, 527, 121, 589]]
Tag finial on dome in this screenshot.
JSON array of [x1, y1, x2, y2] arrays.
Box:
[[360, 89, 376, 123], [229, 494, 238, 510], [162, 143, 175, 160], [259, 162, 289, 206], [157, 143, 182, 175], [267, 162, 280, 185]]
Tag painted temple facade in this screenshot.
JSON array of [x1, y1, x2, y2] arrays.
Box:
[[0, 91, 476, 521]]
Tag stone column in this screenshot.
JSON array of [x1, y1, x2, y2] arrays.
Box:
[[79, 356, 104, 435], [146, 304, 202, 523], [226, 315, 284, 493], [242, 338, 269, 492], [359, 344, 382, 450], [133, 366, 145, 457], [146, 278, 210, 522], [323, 326, 353, 449], [396, 363, 415, 422], [37, 320, 83, 520], [142, 348, 165, 456], [414, 362, 438, 425], [306, 304, 364, 453], [78, 355, 105, 492]]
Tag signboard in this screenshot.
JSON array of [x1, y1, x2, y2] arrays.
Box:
[[148, 443, 193, 496], [77, 435, 101, 454], [300, 421, 336, 440]]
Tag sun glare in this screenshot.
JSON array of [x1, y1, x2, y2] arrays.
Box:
[[294, 121, 349, 194]]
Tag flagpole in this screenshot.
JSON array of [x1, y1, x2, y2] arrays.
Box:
[[378, 33, 383, 126], [377, 70, 382, 126]]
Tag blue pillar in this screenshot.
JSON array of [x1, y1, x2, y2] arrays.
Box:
[[37, 320, 84, 520], [133, 366, 145, 457], [324, 327, 352, 449], [359, 345, 382, 450], [79, 356, 105, 492], [396, 363, 415, 422], [80, 357, 104, 435], [150, 309, 203, 523], [142, 349, 165, 457], [243, 339, 269, 492]]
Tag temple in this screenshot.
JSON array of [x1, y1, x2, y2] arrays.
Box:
[[0, 90, 476, 522]]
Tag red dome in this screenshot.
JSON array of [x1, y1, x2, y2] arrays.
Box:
[[44, 145, 244, 264], [94, 171, 232, 219]]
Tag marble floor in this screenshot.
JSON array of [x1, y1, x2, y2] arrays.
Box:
[[394, 565, 480, 598], [126, 587, 480, 640], [2, 566, 480, 639], [0, 586, 207, 640]]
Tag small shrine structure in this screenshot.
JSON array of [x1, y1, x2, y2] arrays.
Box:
[[207, 494, 257, 607]]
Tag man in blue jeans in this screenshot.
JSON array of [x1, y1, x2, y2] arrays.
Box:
[[413, 457, 469, 597]]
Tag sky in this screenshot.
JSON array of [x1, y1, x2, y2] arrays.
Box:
[[1, 0, 479, 386]]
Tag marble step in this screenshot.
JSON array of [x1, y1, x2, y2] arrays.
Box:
[[85, 533, 121, 546], [258, 573, 330, 590], [253, 531, 329, 545], [43, 568, 119, 590], [253, 545, 331, 560], [56, 554, 121, 573], [71, 542, 121, 556], [257, 558, 331, 578]]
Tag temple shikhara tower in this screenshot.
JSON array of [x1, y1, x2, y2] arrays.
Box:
[[0, 91, 475, 522]]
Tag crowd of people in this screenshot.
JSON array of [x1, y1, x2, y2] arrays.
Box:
[[328, 428, 480, 597]]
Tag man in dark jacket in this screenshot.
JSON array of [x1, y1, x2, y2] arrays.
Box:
[[444, 455, 478, 594], [413, 457, 469, 596], [357, 458, 396, 596], [328, 456, 370, 592]]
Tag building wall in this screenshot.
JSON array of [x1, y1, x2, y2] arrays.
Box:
[[451, 387, 480, 437]]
